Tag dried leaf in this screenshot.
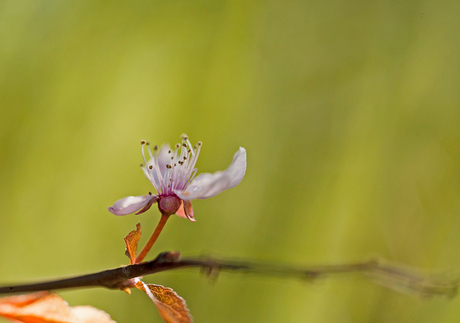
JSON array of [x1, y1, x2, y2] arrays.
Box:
[[0, 292, 49, 306], [124, 222, 142, 265], [135, 281, 192, 323], [0, 292, 116, 323], [72, 306, 117, 323]]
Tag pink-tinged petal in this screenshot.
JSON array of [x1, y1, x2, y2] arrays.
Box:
[[183, 200, 196, 222], [175, 147, 247, 200], [135, 195, 158, 215], [108, 195, 158, 216], [175, 201, 187, 219]]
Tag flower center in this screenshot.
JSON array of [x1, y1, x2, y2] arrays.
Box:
[[141, 134, 202, 195], [158, 195, 181, 216]]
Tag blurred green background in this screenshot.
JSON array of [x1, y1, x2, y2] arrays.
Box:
[[1, 0, 460, 322]]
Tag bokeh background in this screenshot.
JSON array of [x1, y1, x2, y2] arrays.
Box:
[[1, 0, 460, 322]]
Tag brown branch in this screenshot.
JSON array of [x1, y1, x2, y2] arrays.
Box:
[[0, 252, 457, 298]]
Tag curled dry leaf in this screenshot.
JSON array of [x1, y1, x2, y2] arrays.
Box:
[[135, 281, 193, 323], [0, 292, 116, 323], [124, 222, 142, 265], [123, 223, 193, 322]]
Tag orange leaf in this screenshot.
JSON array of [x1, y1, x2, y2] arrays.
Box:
[[0, 292, 49, 306], [0, 292, 116, 323], [124, 222, 142, 265], [135, 281, 192, 323]]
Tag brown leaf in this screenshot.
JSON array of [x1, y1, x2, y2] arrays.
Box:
[[0, 292, 116, 323], [124, 222, 142, 265], [135, 281, 193, 323]]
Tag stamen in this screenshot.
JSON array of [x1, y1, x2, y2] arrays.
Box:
[[139, 135, 204, 195], [144, 142, 164, 194], [186, 141, 202, 176], [184, 168, 198, 188], [163, 168, 171, 189], [147, 145, 154, 160], [141, 144, 149, 173], [185, 137, 194, 154], [140, 142, 160, 192], [194, 142, 202, 164]]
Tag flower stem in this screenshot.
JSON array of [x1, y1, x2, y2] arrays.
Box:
[[135, 213, 170, 263]]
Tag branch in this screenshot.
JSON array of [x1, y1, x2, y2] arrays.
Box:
[[0, 252, 457, 298]]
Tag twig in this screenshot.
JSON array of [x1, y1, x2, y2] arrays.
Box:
[[0, 252, 457, 298]]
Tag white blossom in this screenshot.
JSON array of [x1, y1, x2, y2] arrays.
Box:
[[108, 134, 246, 221]]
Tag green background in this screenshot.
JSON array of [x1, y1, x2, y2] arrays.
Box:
[[1, 0, 460, 322]]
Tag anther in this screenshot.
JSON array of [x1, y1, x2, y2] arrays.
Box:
[[141, 140, 146, 145], [168, 150, 171, 154], [149, 192, 152, 195], [166, 164, 172, 169], [149, 165, 153, 169], [182, 143, 187, 147], [176, 143, 180, 149], [154, 145, 158, 151], [197, 141, 202, 146]]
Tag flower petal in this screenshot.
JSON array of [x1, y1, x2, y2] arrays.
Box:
[[175, 200, 197, 222], [175, 147, 247, 200], [108, 195, 158, 216], [223, 147, 247, 189], [183, 200, 196, 222], [156, 144, 173, 178], [175, 200, 187, 219]]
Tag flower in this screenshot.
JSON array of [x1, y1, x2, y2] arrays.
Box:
[[108, 134, 247, 221]]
